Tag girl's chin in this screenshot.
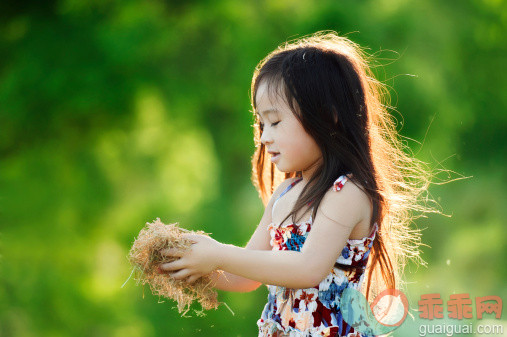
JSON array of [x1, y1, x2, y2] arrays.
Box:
[[274, 164, 292, 173]]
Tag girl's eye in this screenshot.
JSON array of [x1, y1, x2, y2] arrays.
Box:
[[259, 121, 280, 129]]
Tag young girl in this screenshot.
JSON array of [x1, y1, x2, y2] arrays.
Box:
[[159, 31, 436, 336]]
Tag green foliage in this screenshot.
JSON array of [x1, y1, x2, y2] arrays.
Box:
[[1, 0, 505, 336]]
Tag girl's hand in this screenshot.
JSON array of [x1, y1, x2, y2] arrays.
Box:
[[159, 233, 224, 284]]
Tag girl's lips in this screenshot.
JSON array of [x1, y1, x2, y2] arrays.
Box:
[[270, 153, 280, 163]]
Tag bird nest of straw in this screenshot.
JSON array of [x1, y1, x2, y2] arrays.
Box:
[[125, 218, 227, 316]]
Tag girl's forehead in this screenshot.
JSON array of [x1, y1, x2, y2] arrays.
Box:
[[256, 81, 289, 112]]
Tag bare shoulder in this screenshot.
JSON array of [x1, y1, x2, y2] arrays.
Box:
[[318, 179, 371, 229], [268, 177, 300, 204], [246, 178, 300, 252]]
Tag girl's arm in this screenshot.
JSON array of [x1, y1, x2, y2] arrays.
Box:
[[215, 185, 367, 288], [206, 270, 257, 292], [161, 179, 368, 289]]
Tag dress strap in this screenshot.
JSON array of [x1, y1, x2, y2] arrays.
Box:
[[271, 178, 303, 218], [278, 178, 303, 200], [332, 173, 353, 191]]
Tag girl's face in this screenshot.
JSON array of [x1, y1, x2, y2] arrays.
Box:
[[255, 81, 323, 175]]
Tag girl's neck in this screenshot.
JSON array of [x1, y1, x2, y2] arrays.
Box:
[[300, 157, 322, 185]]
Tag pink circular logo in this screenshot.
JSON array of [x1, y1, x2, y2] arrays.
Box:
[[370, 288, 409, 327]]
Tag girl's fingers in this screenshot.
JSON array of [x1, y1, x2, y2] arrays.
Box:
[[186, 274, 201, 284], [170, 269, 192, 280], [160, 259, 185, 271]]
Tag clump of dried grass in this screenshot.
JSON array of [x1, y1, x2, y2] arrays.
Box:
[[124, 218, 226, 316]]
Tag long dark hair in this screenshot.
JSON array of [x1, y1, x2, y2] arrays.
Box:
[[249, 31, 440, 302]]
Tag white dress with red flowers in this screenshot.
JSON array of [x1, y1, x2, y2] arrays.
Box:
[[257, 174, 378, 337]]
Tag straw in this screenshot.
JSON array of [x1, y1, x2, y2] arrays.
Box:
[[125, 218, 228, 316]]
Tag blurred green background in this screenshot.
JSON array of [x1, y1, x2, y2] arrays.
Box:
[[1, 0, 505, 336]]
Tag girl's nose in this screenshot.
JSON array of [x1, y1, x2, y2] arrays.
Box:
[[260, 128, 273, 145]]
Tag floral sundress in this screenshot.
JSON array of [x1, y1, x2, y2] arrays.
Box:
[[257, 174, 378, 337]]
